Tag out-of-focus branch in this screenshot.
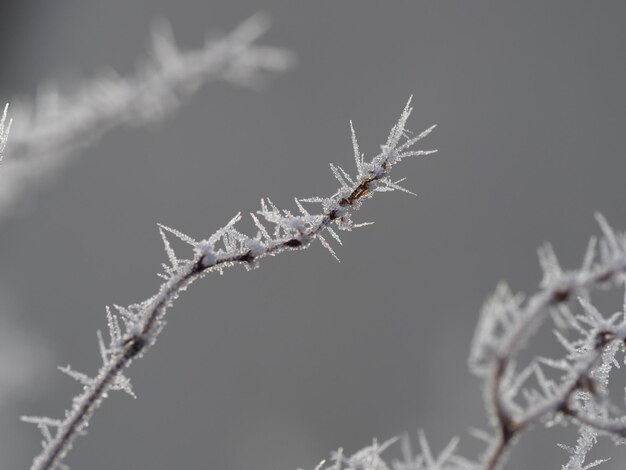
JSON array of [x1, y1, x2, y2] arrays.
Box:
[[470, 215, 626, 469], [0, 14, 294, 218], [0, 103, 11, 160]]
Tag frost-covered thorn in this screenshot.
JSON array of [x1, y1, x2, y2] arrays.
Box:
[[538, 243, 563, 288], [113, 304, 138, 323], [317, 234, 340, 262], [96, 330, 108, 363], [105, 306, 123, 345], [58, 365, 93, 387], [157, 223, 197, 247], [346, 436, 398, 469], [329, 163, 349, 188], [350, 120, 362, 176], [158, 225, 180, 271], [582, 236, 598, 273], [21, 416, 63, 428], [396, 124, 438, 153], [250, 212, 271, 241], [595, 213, 620, 256]]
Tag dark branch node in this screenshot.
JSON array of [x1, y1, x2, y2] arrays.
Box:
[[193, 256, 208, 273], [595, 330, 615, 349], [557, 400, 572, 415], [551, 288, 570, 303], [123, 335, 147, 360], [500, 417, 518, 444], [597, 270, 614, 283], [576, 375, 597, 396], [236, 251, 254, 263], [285, 238, 302, 247]]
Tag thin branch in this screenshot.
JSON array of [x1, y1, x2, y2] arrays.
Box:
[[24, 98, 436, 470]]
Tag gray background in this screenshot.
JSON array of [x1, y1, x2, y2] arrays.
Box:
[[1, 1, 625, 469]]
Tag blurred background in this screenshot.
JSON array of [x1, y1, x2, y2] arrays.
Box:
[[1, 1, 625, 468]]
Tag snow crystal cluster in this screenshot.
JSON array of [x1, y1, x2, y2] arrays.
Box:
[[22, 98, 436, 470], [0, 14, 293, 219]]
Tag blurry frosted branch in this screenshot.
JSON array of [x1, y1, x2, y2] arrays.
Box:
[[466, 214, 626, 469], [0, 14, 293, 218], [22, 98, 436, 470], [0, 103, 11, 160]]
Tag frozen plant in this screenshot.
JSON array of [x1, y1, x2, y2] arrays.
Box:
[[21, 98, 437, 470], [0, 14, 293, 219], [467, 214, 626, 469]]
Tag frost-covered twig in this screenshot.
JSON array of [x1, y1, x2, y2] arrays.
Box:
[[23, 98, 436, 470], [468, 214, 626, 469], [0, 14, 293, 217]]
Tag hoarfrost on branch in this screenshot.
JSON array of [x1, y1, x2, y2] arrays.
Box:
[[23, 97, 436, 470]]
